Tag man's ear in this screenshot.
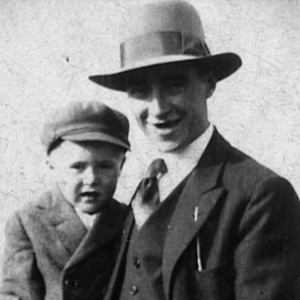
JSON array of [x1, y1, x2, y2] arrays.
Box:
[[206, 79, 216, 99]]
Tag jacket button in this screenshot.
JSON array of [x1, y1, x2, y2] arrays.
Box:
[[133, 257, 141, 269], [129, 285, 139, 295], [64, 279, 79, 288]]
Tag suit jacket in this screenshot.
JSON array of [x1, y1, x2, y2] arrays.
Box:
[[0, 185, 128, 300], [105, 129, 300, 300]]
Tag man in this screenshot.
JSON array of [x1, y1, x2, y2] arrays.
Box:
[[89, 1, 300, 299], [0, 101, 130, 300]]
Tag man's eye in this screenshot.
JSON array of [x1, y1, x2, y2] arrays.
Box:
[[164, 80, 186, 94], [128, 85, 150, 99]]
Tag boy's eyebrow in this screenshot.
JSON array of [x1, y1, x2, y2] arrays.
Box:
[[70, 161, 85, 167]]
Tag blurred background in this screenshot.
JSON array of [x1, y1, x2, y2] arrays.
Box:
[[1, 0, 300, 277]]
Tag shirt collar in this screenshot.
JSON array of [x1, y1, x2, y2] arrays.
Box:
[[157, 124, 214, 200], [162, 123, 214, 174], [141, 123, 214, 172], [75, 207, 100, 230]]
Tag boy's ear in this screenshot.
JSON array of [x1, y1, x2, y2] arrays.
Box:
[[46, 157, 54, 170], [121, 155, 127, 169]]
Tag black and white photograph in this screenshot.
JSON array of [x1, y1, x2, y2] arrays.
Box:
[[1, 0, 300, 299]]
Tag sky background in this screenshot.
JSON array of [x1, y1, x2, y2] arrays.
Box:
[[1, 0, 300, 275]]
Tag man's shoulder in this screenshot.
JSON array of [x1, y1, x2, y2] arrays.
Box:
[[200, 132, 299, 224], [212, 130, 277, 176], [217, 133, 295, 197], [227, 142, 276, 178]]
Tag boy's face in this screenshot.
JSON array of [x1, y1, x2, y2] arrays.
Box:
[[48, 140, 125, 214]]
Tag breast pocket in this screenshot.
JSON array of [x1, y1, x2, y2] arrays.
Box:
[[193, 264, 235, 300]]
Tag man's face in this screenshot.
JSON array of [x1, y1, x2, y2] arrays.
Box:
[[126, 64, 214, 152], [48, 140, 125, 214]]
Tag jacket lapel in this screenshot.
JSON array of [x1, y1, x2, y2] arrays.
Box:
[[162, 130, 231, 298], [47, 186, 87, 258], [65, 199, 129, 269], [104, 211, 134, 300]]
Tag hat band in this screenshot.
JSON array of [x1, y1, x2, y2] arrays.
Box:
[[120, 31, 210, 69]]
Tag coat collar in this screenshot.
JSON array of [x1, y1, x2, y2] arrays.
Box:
[[46, 185, 128, 268], [65, 199, 129, 268], [47, 186, 87, 257], [162, 129, 231, 298], [103, 211, 135, 300]]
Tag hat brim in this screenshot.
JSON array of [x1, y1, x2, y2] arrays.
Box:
[[89, 52, 242, 92], [62, 132, 130, 150]]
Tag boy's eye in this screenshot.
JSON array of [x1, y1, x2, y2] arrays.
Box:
[[70, 163, 85, 171], [97, 163, 114, 170]]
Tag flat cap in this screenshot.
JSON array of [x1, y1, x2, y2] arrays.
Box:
[[41, 100, 130, 154]]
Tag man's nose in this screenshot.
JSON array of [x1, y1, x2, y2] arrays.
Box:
[[148, 87, 169, 116]]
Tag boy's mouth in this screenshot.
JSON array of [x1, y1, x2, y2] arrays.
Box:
[[80, 191, 99, 199]]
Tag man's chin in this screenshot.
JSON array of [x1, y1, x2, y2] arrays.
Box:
[[150, 138, 181, 153]]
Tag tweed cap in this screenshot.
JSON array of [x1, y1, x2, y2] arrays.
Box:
[[41, 101, 130, 154]]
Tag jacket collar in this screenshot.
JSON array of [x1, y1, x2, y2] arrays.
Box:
[[47, 185, 87, 257], [47, 185, 128, 268], [103, 211, 135, 300], [65, 199, 128, 268]]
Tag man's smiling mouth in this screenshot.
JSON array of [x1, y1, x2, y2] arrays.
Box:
[[149, 119, 181, 129]]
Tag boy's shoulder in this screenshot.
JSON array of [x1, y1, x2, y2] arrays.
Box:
[[18, 186, 61, 214], [13, 187, 129, 222]]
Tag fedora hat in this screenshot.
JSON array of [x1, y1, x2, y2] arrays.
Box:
[[89, 0, 242, 92]]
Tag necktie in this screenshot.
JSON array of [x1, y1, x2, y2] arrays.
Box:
[[131, 159, 167, 229]]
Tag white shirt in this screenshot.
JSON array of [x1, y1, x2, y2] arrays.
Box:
[[140, 124, 214, 201], [75, 207, 99, 230]]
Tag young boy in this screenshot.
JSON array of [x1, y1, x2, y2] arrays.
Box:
[[0, 101, 130, 300]]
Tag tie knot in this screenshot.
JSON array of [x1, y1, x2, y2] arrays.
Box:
[[146, 158, 167, 178]]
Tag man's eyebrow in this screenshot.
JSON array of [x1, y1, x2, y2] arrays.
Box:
[[126, 76, 148, 87], [161, 74, 188, 82], [126, 73, 188, 87]]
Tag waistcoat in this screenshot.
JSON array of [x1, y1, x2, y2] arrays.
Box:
[[118, 179, 188, 300]]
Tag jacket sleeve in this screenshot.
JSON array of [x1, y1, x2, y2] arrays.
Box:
[[0, 212, 45, 300], [234, 176, 300, 300]]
